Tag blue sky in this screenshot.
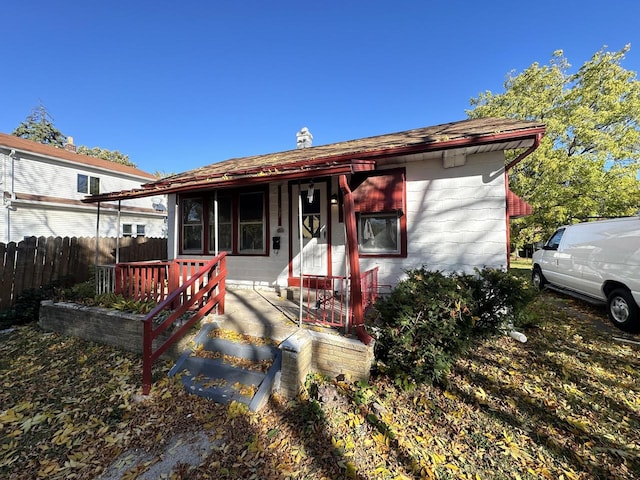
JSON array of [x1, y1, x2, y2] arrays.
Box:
[[2, 1, 639, 175]]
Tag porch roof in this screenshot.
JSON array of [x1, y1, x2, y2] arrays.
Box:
[[83, 117, 545, 203]]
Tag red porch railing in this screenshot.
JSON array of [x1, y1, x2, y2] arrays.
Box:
[[360, 266, 379, 311], [114, 259, 214, 304], [139, 253, 227, 395], [302, 266, 379, 330]]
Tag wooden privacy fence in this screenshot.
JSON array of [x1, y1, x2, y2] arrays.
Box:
[[0, 236, 167, 310]]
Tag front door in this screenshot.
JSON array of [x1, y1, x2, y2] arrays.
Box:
[[291, 182, 329, 279]]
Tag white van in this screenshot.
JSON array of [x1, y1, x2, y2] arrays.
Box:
[[532, 216, 640, 332]]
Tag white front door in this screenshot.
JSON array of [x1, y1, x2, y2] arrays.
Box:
[[292, 182, 329, 277]]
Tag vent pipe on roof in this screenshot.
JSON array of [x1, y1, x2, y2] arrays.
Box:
[[296, 127, 313, 149]]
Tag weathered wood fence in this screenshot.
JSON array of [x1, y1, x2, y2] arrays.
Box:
[[0, 236, 167, 309]]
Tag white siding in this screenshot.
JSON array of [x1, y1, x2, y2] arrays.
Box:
[[332, 151, 508, 287], [170, 151, 509, 290], [0, 150, 166, 243], [3, 202, 165, 241]]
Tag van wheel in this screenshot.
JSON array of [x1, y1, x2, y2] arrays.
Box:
[[607, 288, 640, 332], [532, 266, 547, 290]]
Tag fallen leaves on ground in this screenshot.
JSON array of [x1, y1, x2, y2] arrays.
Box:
[[1, 293, 639, 479]]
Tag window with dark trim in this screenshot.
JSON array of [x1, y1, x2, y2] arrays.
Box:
[[77, 174, 100, 194], [180, 188, 267, 255], [182, 198, 204, 252], [351, 169, 406, 257], [122, 223, 146, 238]]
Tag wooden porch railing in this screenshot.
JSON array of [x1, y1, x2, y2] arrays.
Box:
[[140, 253, 227, 395], [108, 259, 213, 304]]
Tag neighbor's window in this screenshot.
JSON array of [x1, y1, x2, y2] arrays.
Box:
[[122, 224, 146, 238], [182, 198, 203, 252], [77, 174, 100, 194], [90, 177, 100, 195]]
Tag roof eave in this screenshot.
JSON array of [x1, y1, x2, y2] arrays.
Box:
[[82, 160, 377, 203]]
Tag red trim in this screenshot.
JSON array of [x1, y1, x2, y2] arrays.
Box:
[[503, 134, 542, 267], [351, 171, 404, 212], [85, 162, 376, 202], [178, 186, 269, 256], [286, 180, 333, 285], [339, 175, 373, 345], [352, 168, 408, 258], [507, 189, 533, 218]]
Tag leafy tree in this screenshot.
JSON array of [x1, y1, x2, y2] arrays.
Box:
[[76, 145, 137, 168], [468, 45, 640, 250], [12, 102, 67, 147], [13, 103, 136, 168]]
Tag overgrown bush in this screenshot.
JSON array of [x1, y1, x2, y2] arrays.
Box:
[[373, 267, 537, 386], [0, 277, 74, 328]]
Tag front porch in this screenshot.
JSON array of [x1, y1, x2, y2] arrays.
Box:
[[39, 281, 375, 410], [85, 257, 378, 405]]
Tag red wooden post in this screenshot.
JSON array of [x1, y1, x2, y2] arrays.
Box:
[[339, 175, 373, 345]]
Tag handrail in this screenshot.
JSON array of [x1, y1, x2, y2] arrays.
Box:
[[141, 253, 227, 395]]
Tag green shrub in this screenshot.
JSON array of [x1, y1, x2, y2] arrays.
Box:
[[373, 267, 536, 386]]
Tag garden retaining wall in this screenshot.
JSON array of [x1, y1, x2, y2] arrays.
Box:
[[39, 301, 375, 399]]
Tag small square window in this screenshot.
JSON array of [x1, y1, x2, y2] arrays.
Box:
[[136, 225, 146, 237], [358, 213, 400, 254], [123, 224, 133, 237]]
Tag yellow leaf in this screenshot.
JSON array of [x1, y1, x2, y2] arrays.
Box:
[[0, 409, 23, 424], [444, 390, 457, 400]]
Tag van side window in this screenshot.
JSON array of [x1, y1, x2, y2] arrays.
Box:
[[545, 228, 565, 250]]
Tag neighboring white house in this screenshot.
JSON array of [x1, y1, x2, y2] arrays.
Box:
[[86, 118, 543, 293], [0, 133, 167, 243]]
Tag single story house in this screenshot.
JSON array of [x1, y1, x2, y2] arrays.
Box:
[[84, 117, 544, 341], [0, 133, 167, 243]]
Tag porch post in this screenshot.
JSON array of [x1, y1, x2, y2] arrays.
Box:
[[95, 202, 100, 294], [95, 202, 100, 267], [297, 187, 303, 328], [214, 191, 219, 256], [339, 175, 373, 345], [116, 200, 121, 264]]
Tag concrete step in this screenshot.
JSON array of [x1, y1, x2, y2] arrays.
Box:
[[169, 323, 281, 411]]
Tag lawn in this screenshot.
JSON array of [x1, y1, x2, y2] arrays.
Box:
[[1, 276, 639, 479]]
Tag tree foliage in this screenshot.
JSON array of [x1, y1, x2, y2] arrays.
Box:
[[12, 103, 136, 168], [12, 102, 66, 147], [468, 45, 640, 248], [76, 145, 137, 167]]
